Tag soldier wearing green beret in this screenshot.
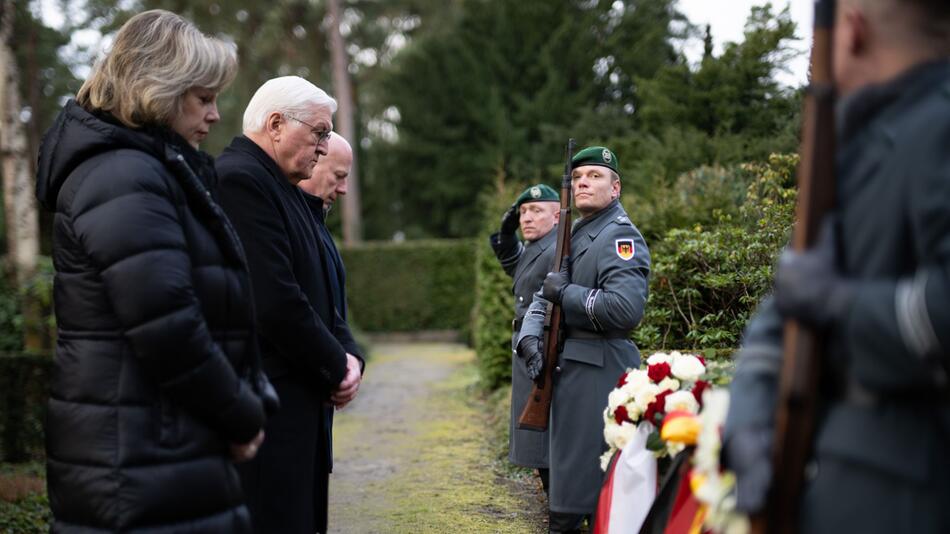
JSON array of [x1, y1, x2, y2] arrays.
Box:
[[490, 183, 560, 493], [517, 146, 650, 533]]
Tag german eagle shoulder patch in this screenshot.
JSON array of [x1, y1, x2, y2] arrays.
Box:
[[615, 238, 635, 261]]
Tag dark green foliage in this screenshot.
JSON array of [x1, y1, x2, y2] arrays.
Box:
[[611, 4, 802, 196], [0, 355, 52, 462], [362, 0, 681, 238], [0, 491, 50, 534], [472, 184, 522, 391], [633, 154, 797, 350], [341, 239, 476, 332]]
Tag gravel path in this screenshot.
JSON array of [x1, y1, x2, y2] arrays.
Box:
[[327, 342, 546, 533]]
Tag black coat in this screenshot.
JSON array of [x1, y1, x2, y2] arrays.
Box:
[[36, 101, 265, 533], [216, 136, 361, 534], [726, 61, 950, 533]]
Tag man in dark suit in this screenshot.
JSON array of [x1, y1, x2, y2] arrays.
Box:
[[490, 184, 559, 493], [724, 1, 950, 532], [216, 76, 364, 534], [299, 132, 352, 318]]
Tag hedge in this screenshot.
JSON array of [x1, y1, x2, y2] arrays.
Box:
[[341, 239, 477, 332], [0, 354, 51, 462], [472, 184, 522, 391]]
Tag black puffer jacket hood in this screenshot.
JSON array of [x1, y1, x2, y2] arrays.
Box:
[[37, 99, 160, 211]]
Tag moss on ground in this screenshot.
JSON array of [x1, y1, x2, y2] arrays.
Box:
[[329, 343, 545, 533]]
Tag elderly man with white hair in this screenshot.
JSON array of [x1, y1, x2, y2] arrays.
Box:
[[216, 76, 364, 534]]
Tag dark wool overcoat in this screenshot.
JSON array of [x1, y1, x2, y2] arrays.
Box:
[[216, 136, 362, 534]]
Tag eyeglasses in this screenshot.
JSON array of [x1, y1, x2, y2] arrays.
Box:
[[286, 115, 331, 143]]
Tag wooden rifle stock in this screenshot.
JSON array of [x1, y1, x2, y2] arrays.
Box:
[[752, 2, 837, 533], [518, 138, 576, 431]]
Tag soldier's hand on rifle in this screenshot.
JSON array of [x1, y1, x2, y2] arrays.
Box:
[[774, 219, 854, 329], [541, 256, 571, 304], [500, 202, 520, 235], [517, 335, 544, 381], [722, 426, 773, 514]]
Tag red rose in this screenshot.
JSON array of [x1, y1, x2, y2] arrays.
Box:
[[614, 405, 631, 425], [647, 362, 671, 382], [692, 380, 711, 407], [696, 355, 706, 366], [643, 389, 672, 426], [616, 372, 629, 388]]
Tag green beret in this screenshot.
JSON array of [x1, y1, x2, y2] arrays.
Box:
[[515, 183, 559, 208], [571, 146, 621, 178]]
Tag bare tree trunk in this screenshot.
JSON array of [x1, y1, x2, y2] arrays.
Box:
[[1, 0, 42, 351], [327, 0, 362, 245]]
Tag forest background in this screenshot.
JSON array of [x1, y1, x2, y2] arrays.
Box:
[[0, 0, 806, 453], [0, 1, 809, 528]]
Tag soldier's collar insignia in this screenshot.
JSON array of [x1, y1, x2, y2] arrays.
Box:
[[530, 186, 541, 199], [615, 238, 635, 261]]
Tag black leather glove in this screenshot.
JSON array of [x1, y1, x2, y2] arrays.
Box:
[[500, 203, 520, 235], [517, 335, 544, 381], [722, 426, 773, 514], [541, 256, 570, 304], [774, 220, 854, 329]]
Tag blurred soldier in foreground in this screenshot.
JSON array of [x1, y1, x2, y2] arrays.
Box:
[[517, 147, 650, 533], [724, 1, 950, 532], [490, 183, 560, 493]]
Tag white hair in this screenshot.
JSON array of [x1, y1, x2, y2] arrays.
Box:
[[242, 76, 338, 133]]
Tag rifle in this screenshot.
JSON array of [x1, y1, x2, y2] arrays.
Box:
[[518, 138, 576, 431], [752, 1, 837, 533]]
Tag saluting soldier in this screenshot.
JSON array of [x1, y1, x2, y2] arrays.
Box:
[[724, 0, 950, 532], [490, 183, 560, 493], [517, 147, 650, 533]]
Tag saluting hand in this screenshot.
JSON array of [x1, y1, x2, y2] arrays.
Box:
[[500, 202, 520, 235], [331, 353, 363, 409]]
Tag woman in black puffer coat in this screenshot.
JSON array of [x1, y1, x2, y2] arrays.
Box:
[[35, 10, 270, 533]]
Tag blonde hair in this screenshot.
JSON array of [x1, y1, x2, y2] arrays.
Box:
[[77, 10, 237, 128], [242, 76, 337, 134]]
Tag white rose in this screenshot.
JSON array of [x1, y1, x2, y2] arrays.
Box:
[[622, 369, 650, 391], [646, 352, 672, 365], [608, 388, 630, 411], [671, 354, 705, 382], [623, 400, 643, 422], [615, 422, 638, 450], [665, 390, 700, 414], [633, 383, 663, 413], [657, 377, 681, 392], [604, 420, 634, 449]]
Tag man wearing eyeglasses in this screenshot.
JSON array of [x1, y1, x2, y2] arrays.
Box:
[[216, 76, 364, 534]]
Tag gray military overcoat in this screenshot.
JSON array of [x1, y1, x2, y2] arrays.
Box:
[[491, 227, 557, 468], [725, 61, 950, 533], [518, 199, 650, 514]]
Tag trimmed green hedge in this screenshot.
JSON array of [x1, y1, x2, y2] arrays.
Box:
[[341, 239, 477, 332], [0, 354, 51, 462], [472, 185, 522, 391]]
